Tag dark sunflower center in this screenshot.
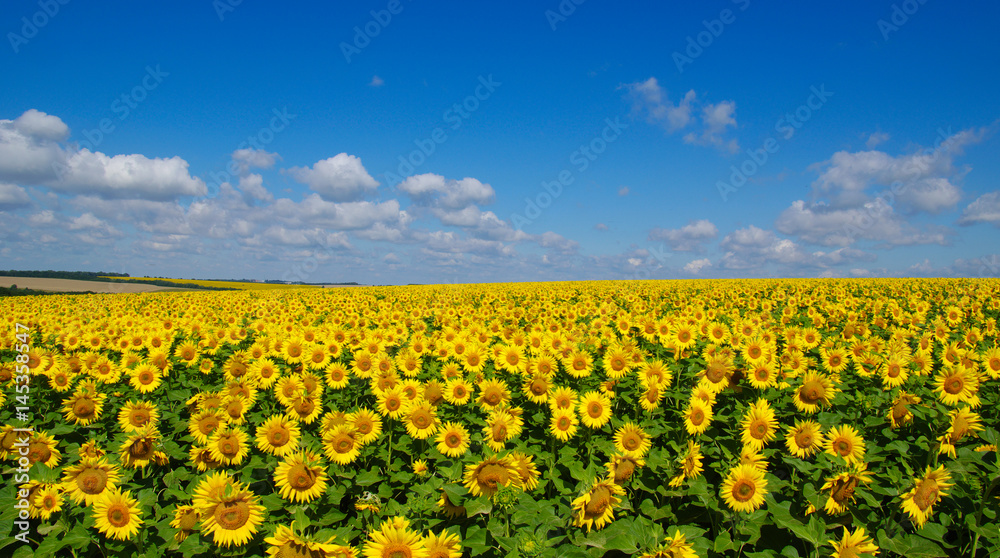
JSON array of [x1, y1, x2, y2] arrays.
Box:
[[78, 468, 108, 494], [732, 479, 756, 502], [584, 486, 612, 517], [913, 481, 939, 511], [108, 505, 130, 528], [74, 398, 97, 418], [799, 381, 823, 404], [944, 376, 964, 395], [622, 433, 641, 450], [268, 427, 288, 446], [215, 500, 251, 530], [288, 464, 316, 489]]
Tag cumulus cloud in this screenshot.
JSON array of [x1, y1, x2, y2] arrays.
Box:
[[287, 153, 379, 202], [0, 183, 31, 209], [0, 109, 207, 200], [684, 258, 712, 274], [683, 101, 739, 153], [398, 174, 495, 209], [775, 199, 950, 247], [231, 148, 280, 173], [649, 219, 718, 252], [622, 77, 738, 151], [595, 223, 609, 231], [617, 186, 629, 196], [958, 191, 1000, 226]]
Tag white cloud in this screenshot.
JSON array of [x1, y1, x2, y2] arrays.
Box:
[[398, 174, 494, 209], [958, 191, 1000, 226], [238, 174, 274, 202], [595, 223, 609, 231], [287, 153, 379, 202], [14, 109, 69, 141], [232, 148, 280, 173], [683, 101, 739, 152], [775, 199, 950, 247], [649, 219, 718, 251], [56, 149, 207, 200], [622, 78, 738, 151], [684, 258, 712, 274], [866, 131, 890, 148], [0, 183, 30, 209], [617, 186, 629, 196], [370, 75, 385, 87]]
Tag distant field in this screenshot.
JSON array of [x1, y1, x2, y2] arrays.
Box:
[[100, 276, 320, 290], [0, 276, 173, 293]]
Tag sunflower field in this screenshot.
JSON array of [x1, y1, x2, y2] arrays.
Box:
[[0, 278, 998, 558]]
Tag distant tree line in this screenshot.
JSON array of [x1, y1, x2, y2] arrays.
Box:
[[0, 285, 97, 297]]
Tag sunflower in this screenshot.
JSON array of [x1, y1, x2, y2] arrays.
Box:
[[25, 431, 62, 468], [117, 400, 159, 433], [828, 526, 879, 558], [171, 505, 200, 543], [497, 345, 526, 374], [463, 455, 523, 498], [93, 488, 143, 541], [578, 391, 612, 429], [376, 385, 407, 419], [639, 384, 664, 412], [477, 378, 511, 410], [821, 465, 874, 515], [421, 531, 461, 558], [564, 349, 594, 378], [483, 410, 522, 452], [255, 414, 301, 457], [820, 346, 850, 374], [189, 444, 223, 472], [983, 345, 1000, 380], [900, 465, 953, 528], [129, 362, 163, 393], [509, 451, 540, 490], [78, 439, 106, 459], [613, 422, 651, 458], [522, 373, 552, 404], [323, 424, 361, 465], [174, 342, 201, 366], [362, 520, 427, 558], [572, 477, 625, 532], [348, 408, 383, 445], [32, 484, 63, 520], [548, 386, 578, 411], [189, 410, 228, 445], [668, 441, 704, 487], [784, 420, 823, 458], [697, 355, 735, 393], [937, 407, 983, 458], [200, 485, 266, 547], [888, 391, 921, 429], [641, 530, 698, 558], [793, 372, 836, 414], [61, 457, 121, 505], [720, 464, 768, 513], [683, 399, 713, 436], [265, 524, 353, 558], [404, 399, 440, 440], [222, 395, 250, 425], [437, 490, 466, 519], [62, 390, 106, 426], [435, 421, 470, 458], [933, 367, 978, 407], [879, 353, 911, 388], [120, 425, 167, 469], [281, 336, 308, 365], [192, 471, 239, 512], [740, 398, 778, 451], [274, 451, 328, 503], [607, 453, 645, 485], [208, 426, 250, 466], [825, 425, 866, 466], [550, 408, 579, 441], [442, 378, 472, 406], [746, 361, 777, 390]]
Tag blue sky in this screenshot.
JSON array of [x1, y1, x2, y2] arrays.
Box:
[[1, 0, 998, 284]]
